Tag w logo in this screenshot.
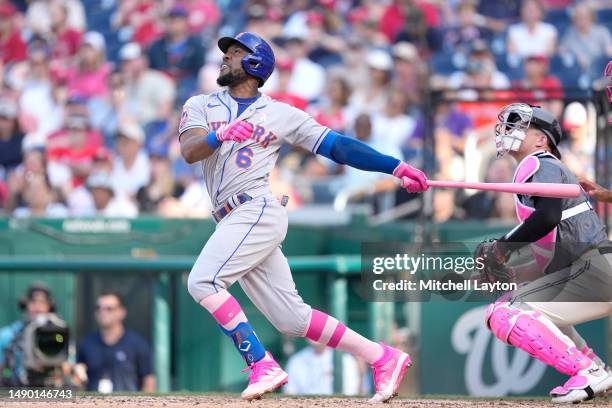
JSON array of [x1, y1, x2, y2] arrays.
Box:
[[451, 306, 547, 396]]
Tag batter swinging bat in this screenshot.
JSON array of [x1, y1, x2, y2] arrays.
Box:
[[426, 180, 581, 198]]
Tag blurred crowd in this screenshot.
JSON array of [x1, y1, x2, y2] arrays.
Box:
[[0, 0, 610, 221]]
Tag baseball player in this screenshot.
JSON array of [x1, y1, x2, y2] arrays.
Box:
[[475, 103, 612, 403], [178, 32, 428, 402]]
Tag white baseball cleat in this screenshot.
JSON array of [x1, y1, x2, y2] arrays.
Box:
[[550, 362, 612, 403], [240, 352, 288, 401], [369, 342, 412, 403]]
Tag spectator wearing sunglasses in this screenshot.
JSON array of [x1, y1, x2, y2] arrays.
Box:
[[76, 292, 155, 393]]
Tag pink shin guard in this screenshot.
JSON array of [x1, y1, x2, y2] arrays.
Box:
[[485, 303, 592, 376]]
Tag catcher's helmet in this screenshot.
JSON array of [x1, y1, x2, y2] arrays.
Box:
[[495, 103, 562, 159], [529, 106, 562, 159], [218, 32, 275, 87]]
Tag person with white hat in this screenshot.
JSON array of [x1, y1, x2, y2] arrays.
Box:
[[348, 49, 394, 114], [559, 102, 595, 179], [118, 42, 176, 125], [86, 170, 138, 218], [110, 121, 150, 198], [282, 34, 327, 101], [392, 42, 424, 106]]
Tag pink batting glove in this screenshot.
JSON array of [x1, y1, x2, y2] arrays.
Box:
[[216, 120, 254, 143], [393, 162, 429, 193]]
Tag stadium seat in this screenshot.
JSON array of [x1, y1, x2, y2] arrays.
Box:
[[490, 35, 506, 56], [549, 56, 583, 90], [495, 55, 523, 81], [544, 8, 570, 37], [84, 0, 116, 33], [592, 55, 611, 77], [103, 31, 125, 64], [430, 52, 458, 75], [597, 8, 612, 24], [549, 54, 575, 72]]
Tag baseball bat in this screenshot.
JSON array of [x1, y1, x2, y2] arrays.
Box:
[[426, 180, 581, 198]]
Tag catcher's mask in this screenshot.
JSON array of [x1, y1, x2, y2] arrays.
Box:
[[494, 103, 533, 159], [494, 103, 562, 159]]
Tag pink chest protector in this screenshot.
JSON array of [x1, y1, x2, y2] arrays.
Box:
[[512, 153, 557, 270]]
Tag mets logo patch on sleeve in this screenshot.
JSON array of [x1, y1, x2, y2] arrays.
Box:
[[179, 108, 189, 130]]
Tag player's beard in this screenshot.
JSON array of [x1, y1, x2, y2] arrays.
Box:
[[217, 68, 248, 87]]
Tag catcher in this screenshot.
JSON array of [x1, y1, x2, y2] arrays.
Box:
[[474, 103, 612, 403]]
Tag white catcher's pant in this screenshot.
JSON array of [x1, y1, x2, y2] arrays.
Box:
[[187, 194, 312, 337], [507, 245, 612, 364], [510, 245, 612, 326]]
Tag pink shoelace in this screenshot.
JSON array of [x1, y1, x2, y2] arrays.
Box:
[[241, 359, 277, 384]]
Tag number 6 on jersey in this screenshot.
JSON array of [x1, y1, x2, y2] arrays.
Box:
[[236, 147, 254, 169]]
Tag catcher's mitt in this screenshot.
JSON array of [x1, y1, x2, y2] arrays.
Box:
[[473, 239, 514, 283]]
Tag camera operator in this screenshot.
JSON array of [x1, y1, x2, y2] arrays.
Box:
[[0, 282, 72, 387]]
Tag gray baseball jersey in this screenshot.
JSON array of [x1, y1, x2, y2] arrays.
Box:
[[181, 90, 330, 336], [179, 90, 330, 207], [518, 152, 608, 274], [510, 152, 612, 307], [521, 153, 607, 247]]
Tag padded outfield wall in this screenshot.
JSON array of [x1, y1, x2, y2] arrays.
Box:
[[0, 216, 607, 396]]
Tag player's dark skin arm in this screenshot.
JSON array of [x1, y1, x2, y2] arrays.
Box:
[[179, 128, 216, 164], [579, 177, 612, 203]]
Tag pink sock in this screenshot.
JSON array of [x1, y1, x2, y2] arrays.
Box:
[[199, 290, 247, 331], [304, 309, 384, 364], [580, 346, 605, 367]]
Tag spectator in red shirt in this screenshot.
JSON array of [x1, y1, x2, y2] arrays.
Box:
[[0, 179, 7, 211], [48, 1, 82, 63], [347, 6, 389, 48], [380, 0, 440, 47], [47, 113, 102, 187], [0, 3, 27, 65], [66, 32, 111, 100], [512, 55, 564, 118], [183, 0, 221, 34], [112, 0, 162, 48], [268, 59, 309, 112]]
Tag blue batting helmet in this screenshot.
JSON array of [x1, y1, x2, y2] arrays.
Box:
[[218, 32, 275, 87]]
